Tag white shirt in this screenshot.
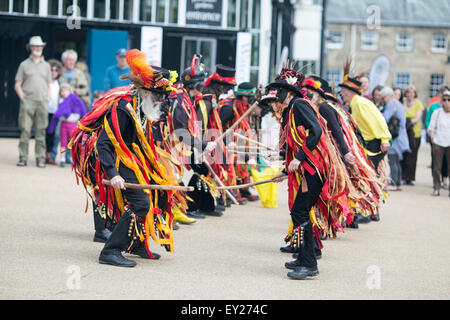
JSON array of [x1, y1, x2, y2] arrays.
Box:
[[428, 108, 450, 148], [48, 80, 60, 114]]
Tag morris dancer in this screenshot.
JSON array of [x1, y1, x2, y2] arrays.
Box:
[[170, 54, 222, 217], [70, 49, 180, 267]]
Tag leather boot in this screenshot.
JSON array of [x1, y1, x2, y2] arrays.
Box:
[[93, 202, 112, 243], [99, 210, 136, 267]]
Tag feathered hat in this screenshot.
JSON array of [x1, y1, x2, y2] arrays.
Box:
[[235, 82, 256, 97], [181, 54, 207, 89], [338, 58, 362, 95], [267, 60, 305, 98], [119, 49, 175, 93], [303, 75, 338, 102]]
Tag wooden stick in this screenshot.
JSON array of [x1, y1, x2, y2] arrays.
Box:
[[202, 160, 239, 205], [229, 150, 280, 157], [216, 175, 288, 190], [204, 102, 259, 154], [233, 132, 277, 152], [102, 179, 194, 192]]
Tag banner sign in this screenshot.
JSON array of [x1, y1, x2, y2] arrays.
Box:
[[235, 32, 252, 84], [186, 0, 222, 26], [140, 26, 163, 67]]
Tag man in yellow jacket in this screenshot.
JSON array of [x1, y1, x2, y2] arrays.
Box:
[[339, 76, 391, 170], [339, 75, 391, 223]]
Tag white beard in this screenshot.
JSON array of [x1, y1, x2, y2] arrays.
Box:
[[140, 92, 162, 122]]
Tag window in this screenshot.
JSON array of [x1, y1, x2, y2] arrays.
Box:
[[227, 0, 237, 28], [168, 0, 178, 24], [0, 0, 8, 12], [326, 70, 342, 91], [48, 0, 59, 15], [361, 32, 379, 50], [155, 0, 165, 23], [431, 34, 447, 53], [240, 0, 249, 29], [123, 0, 133, 20], [110, 0, 120, 19], [430, 74, 446, 97], [395, 73, 411, 90], [94, 0, 106, 18], [140, 0, 152, 21], [28, 0, 39, 14], [397, 33, 413, 52], [252, 0, 261, 29], [326, 31, 344, 50], [13, 0, 24, 13]]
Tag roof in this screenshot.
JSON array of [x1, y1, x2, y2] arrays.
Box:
[[326, 0, 450, 28]]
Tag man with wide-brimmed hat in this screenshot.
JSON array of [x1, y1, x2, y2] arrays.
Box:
[[70, 49, 181, 267], [15, 36, 51, 168]]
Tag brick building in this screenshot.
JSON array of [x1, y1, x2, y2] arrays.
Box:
[[324, 0, 450, 103]]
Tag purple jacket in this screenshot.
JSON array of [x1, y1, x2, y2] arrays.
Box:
[[48, 93, 87, 133]]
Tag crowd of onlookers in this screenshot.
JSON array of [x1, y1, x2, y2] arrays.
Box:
[[357, 73, 450, 197], [14, 36, 131, 168]]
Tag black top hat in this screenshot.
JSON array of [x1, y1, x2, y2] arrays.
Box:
[[338, 76, 362, 95], [268, 68, 305, 98], [205, 64, 236, 86]]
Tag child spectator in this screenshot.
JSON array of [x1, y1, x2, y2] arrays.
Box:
[[48, 83, 87, 167]]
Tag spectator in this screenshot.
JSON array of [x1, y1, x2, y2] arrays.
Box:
[[426, 84, 450, 189], [45, 59, 62, 165], [88, 90, 104, 111], [103, 48, 131, 91], [60, 49, 91, 108], [76, 60, 91, 94], [48, 83, 87, 167], [401, 85, 424, 185], [359, 74, 372, 100], [428, 90, 450, 197], [372, 85, 384, 112], [14, 36, 51, 168], [393, 87, 403, 102], [381, 87, 411, 191]]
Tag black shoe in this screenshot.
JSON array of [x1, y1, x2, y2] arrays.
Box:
[[16, 160, 27, 167], [371, 213, 380, 222], [186, 211, 206, 219], [280, 245, 296, 253], [355, 213, 371, 224], [99, 251, 136, 267], [314, 249, 322, 260], [130, 247, 161, 260], [287, 266, 319, 280], [285, 259, 302, 270], [93, 229, 112, 243], [405, 180, 414, 186], [348, 220, 359, 229], [199, 209, 223, 217], [215, 204, 226, 212]]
